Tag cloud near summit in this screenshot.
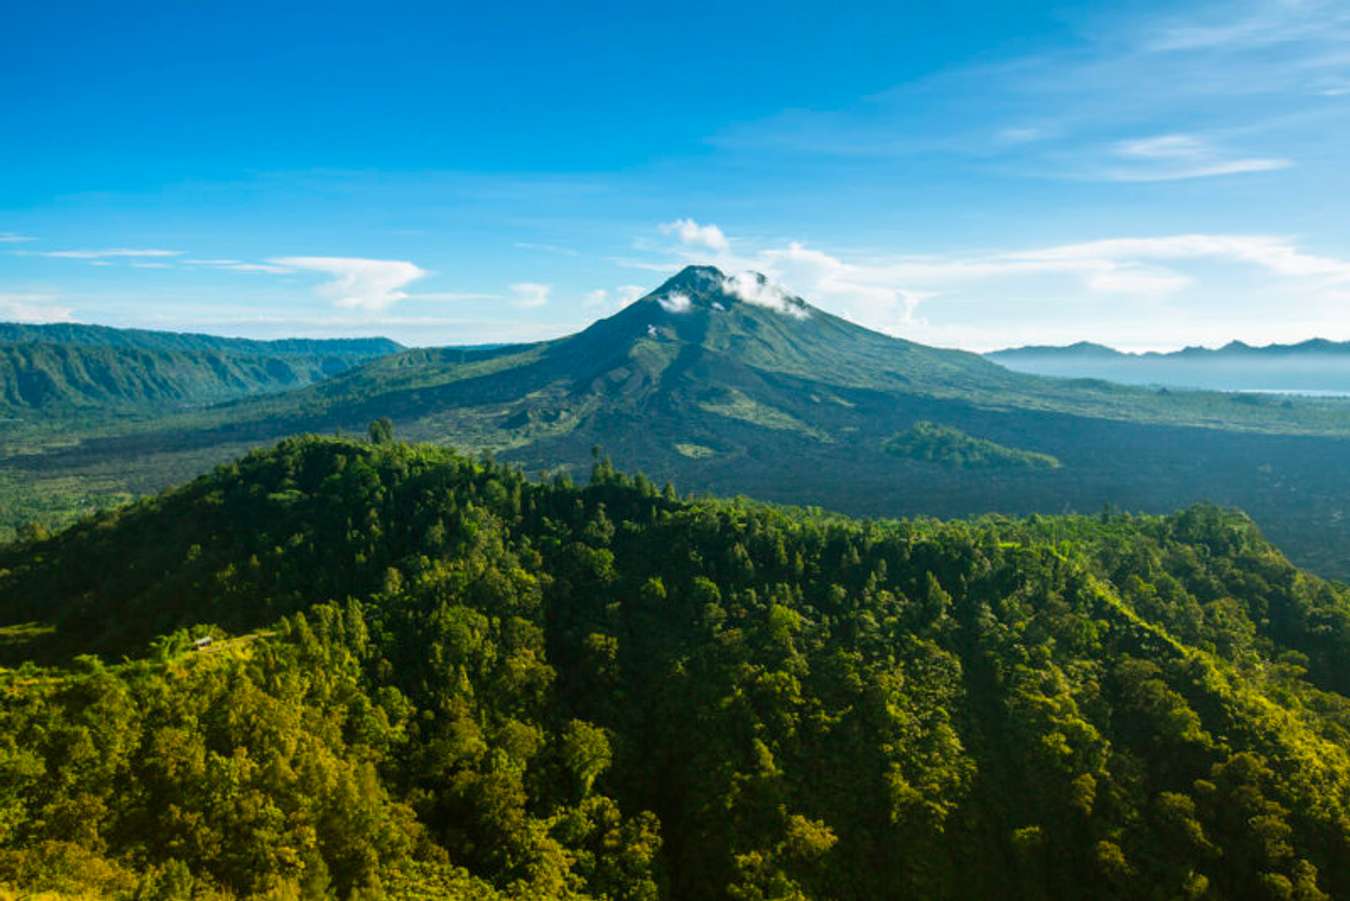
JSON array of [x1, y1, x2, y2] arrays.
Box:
[[640, 219, 1350, 347]]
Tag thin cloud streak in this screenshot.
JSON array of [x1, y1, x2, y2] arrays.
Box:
[[24, 248, 183, 259], [183, 259, 295, 274], [710, 1, 1348, 182]]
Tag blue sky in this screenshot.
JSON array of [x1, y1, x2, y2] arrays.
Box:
[[3, 0, 1349, 351]]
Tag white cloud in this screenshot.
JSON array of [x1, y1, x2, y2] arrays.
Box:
[[1105, 133, 1290, 182], [0, 293, 74, 323], [515, 241, 579, 256], [1029, 234, 1350, 281], [183, 258, 296, 274], [721, 272, 810, 319], [583, 284, 646, 317], [659, 218, 730, 252], [0, 233, 34, 244], [995, 127, 1048, 144], [1083, 267, 1193, 295], [510, 282, 551, 309], [130, 262, 174, 270], [406, 290, 500, 302], [270, 256, 428, 311], [1117, 134, 1211, 159], [30, 248, 182, 259], [1142, 3, 1345, 53], [759, 242, 930, 328], [658, 292, 692, 313], [607, 258, 681, 274], [638, 219, 1350, 339], [642, 223, 926, 329]]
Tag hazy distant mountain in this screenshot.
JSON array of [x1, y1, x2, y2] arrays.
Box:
[[9, 265, 1350, 577], [988, 339, 1350, 393], [0, 323, 402, 414]]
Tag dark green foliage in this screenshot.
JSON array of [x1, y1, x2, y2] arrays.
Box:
[[0, 436, 1346, 898], [884, 421, 1061, 469], [369, 416, 396, 445]]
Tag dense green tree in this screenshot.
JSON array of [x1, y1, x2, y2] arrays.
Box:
[[0, 436, 1346, 898]]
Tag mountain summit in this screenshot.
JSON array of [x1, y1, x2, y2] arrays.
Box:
[[558, 264, 1004, 394], [12, 265, 1350, 576]]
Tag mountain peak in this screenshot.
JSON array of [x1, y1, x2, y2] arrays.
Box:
[[646, 266, 811, 320], [651, 265, 731, 306], [662, 264, 727, 287]]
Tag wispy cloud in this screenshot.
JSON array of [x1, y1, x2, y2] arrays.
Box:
[[509, 282, 551, 308], [0, 233, 34, 244], [25, 248, 183, 259], [270, 256, 428, 311], [183, 258, 295, 274], [1142, 1, 1349, 53], [1028, 234, 1350, 281], [0, 292, 74, 323], [515, 241, 579, 257], [582, 285, 647, 316], [711, 1, 1348, 182], [583, 289, 645, 317], [406, 290, 501, 302], [1103, 133, 1289, 181]]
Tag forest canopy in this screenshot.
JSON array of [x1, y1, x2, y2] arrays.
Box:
[[0, 436, 1346, 899], [884, 421, 1061, 470]]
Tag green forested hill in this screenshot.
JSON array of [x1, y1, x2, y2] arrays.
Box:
[[8, 266, 1350, 578], [0, 340, 392, 413], [0, 321, 401, 359], [0, 437, 1346, 898], [0, 322, 401, 416], [0, 325, 402, 537]]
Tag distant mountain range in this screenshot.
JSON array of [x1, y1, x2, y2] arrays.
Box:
[[6, 267, 1350, 577], [988, 339, 1350, 393], [0, 323, 402, 413]]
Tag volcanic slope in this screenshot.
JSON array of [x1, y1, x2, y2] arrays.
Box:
[[10, 265, 1350, 575]]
